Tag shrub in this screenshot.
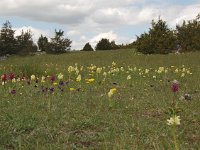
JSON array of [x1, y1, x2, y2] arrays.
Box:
[[16, 30, 37, 55], [176, 14, 200, 52], [82, 42, 94, 51], [95, 38, 119, 50], [37, 34, 49, 52], [135, 18, 177, 54]]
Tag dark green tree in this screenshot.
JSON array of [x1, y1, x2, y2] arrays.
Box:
[[135, 18, 177, 54], [82, 42, 93, 51], [135, 33, 154, 54], [37, 34, 48, 51], [176, 14, 200, 52], [110, 40, 119, 50], [16, 30, 37, 55], [0, 21, 17, 56], [47, 29, 72, 54], [95, 38, 112, 50]]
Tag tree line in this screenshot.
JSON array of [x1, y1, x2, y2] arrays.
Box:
[[0, 21, 72, 56], [87, 14, 200, 54], [0, 20, 130, 56], [80, 13, 200, 53], [135, 14, 200, 54], [0, 13, 200, 56], [0, 21, 37, 56]]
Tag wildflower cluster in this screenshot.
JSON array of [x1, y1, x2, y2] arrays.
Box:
[[0, 63, 193, 101]]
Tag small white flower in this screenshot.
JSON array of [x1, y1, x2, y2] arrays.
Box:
[[127, 75, 131, 80], [103, 72, 107, 76], [31, 75, 36, 80], [112, 61, 116, 66], [182, 68, 186, 72], [12, 78, 16, 83], [167, 115, 181, 126], [179, 96, 185, 101], [41, 76, 46, 83], [175, 69, 179, 73], [57, 73, 64, 80], [68, 66, 74, 73], [76, 74, 81, 82], [181, 73, 185, 77], [96, 68, 102, 74], [145, 69, 149, 74]]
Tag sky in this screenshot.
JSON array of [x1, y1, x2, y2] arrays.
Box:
[[0, 0, 199, 50]]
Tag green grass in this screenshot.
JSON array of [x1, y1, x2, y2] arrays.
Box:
[[0, 49, 200, 149]]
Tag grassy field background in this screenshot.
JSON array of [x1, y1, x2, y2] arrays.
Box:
[[1, 49, 200, 66], [0, 49, 200, 149]]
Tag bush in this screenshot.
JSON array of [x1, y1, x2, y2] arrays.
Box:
[[16, 30, 37, 55], [37, 35, 49, 52], [176, 14, 200, 52], [82, 42, 94, 51], [135, 18, 177, 54], [95, 38, 119, 50]]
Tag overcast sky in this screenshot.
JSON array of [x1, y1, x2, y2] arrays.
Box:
[[0, 0, 199, 50]]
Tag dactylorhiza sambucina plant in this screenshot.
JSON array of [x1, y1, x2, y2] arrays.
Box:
[[108, 88, 117, 108], [167, 115, 181, 150], [170, 80, 179, 106], [167, 80, 181, 150], [167, 115, 181, 126]]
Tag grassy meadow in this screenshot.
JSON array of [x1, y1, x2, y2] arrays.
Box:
[[0, 49, 200, 149]]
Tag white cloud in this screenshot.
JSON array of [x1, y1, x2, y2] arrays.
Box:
[[91, 8, 123, 25], [0, 0, 199, 49], [0, 0, 146, 26], [67, 30, 80, 36], [138, 8, 159, 22], [71, 41, 81, 50], [71, 31, 134, 50], [1, 0, 199, 29], [14, 26, 51, 43], [169, 4, 200, 26], [80, 35, 87, 41], [89, 31, 117, 47]]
